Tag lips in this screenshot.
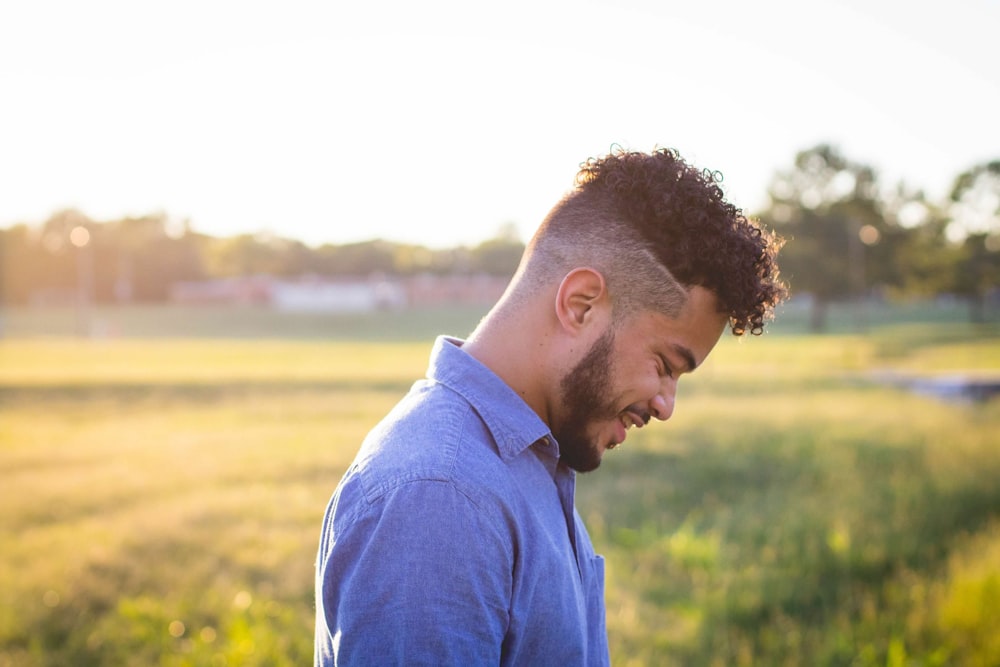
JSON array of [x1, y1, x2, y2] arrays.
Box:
[[622, 409, 649, 429], [609, 408, 650, 449]]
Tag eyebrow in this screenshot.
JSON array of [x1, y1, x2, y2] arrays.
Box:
[[672, 344, 698, 373]]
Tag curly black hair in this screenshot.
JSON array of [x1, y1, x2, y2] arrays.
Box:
[[574, 147, 786, 335]]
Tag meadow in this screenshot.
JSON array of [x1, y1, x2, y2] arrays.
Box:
[[1, 302, 998, 666]]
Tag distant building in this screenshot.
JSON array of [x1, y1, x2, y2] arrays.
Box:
[[28, 287, 79, 306], [270, 276, 405, 313], [405, 273, 508, 308], [168, 273, 508, 312], [169, 275, 272, 305]]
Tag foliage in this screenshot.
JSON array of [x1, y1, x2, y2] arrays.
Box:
[[945, 162, 1000, 321], [760, 145, 909, 330], [951, 234, 1000, 323], [948, 160, 1000, 240], [0, 211, 207, 305], [0, 216, 525, 306], [756, 146, 999, 331]]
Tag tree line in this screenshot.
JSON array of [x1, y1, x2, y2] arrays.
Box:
[[0, 215, 526, 305], [761, 145, 998, 328], [1, 144, 997, 329]]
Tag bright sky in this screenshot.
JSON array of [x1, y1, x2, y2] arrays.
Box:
[[1, 0, 997, 248]]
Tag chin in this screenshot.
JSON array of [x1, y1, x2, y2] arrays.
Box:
[[563, 457, 602, 474], [558, 438, 605, 473]]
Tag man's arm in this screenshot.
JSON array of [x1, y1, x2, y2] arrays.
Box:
[[316, 477, 512, 665]]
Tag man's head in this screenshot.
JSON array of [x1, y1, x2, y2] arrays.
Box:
[[510, 146, 785, 335], [468, 147, 785, 471], [500, 147, 785, 472]]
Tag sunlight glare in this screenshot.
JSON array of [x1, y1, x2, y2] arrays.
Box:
[[859, 224, 881, 245], [168, 620, 186, 638], [69, 226, 91, 248], [234, 590, 252, 610]]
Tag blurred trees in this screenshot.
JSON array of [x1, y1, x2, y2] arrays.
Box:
[[111, 213, 206, 301], [758, 146, 891, 330], [945, 161, 1000, 321], [2, 148, 997, 320], [0, 210, 209, 304], [758, 146, 998, 330], [0, 215, 526, 305]]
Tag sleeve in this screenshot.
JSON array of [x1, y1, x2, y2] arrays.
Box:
[[316, 477, 512, 666]]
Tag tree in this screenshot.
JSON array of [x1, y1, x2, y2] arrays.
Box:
[[758, 145, 907, 331], [102, 213, 205, 302], [202, 233, 292, 278], [946, 161, 1000, 321], [952, 234, 1000, 322], [886, 190, 955, 298], [469, 223, 525, 276], [312, 239, 399, 276], [0, 224, 41, 304]]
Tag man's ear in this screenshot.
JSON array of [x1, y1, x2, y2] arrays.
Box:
[[555, 268, 609, 334]]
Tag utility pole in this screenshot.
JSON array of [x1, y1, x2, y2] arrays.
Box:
[[70, 225, 93, 337], [847, 219, 865, 332]]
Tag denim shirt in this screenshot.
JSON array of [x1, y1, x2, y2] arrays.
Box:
[[315, 337, 610, 666]]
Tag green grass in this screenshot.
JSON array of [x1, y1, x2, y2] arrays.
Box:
[[1, 305, 999, 666], [1, 347, 410, 667], [587, 337, 1000, 666], [0, 304, 489, 341]]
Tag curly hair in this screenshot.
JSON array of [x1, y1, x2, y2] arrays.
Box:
[[511, 147, 785, 335], [566, 147, 786, 335]]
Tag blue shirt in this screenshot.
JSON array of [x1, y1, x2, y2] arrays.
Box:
[[315, 336, 609, 666]]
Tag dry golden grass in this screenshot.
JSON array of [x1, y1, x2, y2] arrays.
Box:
[[1, 329, 998, 666]]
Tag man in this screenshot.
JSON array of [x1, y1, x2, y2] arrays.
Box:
[[315, 147, 785, 665]]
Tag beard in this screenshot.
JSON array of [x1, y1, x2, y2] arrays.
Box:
[[555, 326, 619, 473]]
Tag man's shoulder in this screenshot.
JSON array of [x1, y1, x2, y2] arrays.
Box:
[[351, 380, 507, 500]]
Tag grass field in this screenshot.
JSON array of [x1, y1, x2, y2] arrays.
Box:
[[1, 303, 999, 666]]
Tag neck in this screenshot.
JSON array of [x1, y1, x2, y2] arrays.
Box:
[[462, 294, 557, 427]]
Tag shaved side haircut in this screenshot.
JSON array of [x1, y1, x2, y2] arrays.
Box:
[[509, 147, 786, 335]]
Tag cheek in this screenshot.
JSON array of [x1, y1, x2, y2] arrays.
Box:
[[612, 364, 661, 403]]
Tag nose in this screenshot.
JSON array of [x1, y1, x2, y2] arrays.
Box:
[[649, 383, 676, 422]]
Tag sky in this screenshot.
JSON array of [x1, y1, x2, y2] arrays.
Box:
[[1, 0, 998, 248]]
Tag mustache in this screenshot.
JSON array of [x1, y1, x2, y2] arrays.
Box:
[[623, 405, 651, 426]]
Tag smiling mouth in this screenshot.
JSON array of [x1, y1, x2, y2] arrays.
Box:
[[624, 408, 651, 429], [608, 409, 651, 449]]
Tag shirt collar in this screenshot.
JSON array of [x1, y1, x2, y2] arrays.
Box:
[[426, 336, 554, 460]]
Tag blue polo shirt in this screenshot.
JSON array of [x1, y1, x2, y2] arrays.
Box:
[[315, 336, 610, 666]]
